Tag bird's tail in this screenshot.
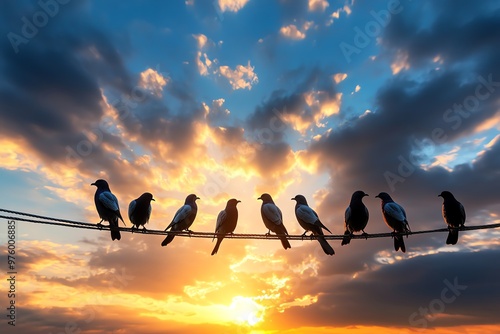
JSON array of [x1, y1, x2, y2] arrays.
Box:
[[278, 235, 291, 249], [211, 237, 224, 256], [446, 229, 459, 245], [341, 230, 351, 246], [161, 233, 175, 246], [317, 235, 335, 255], [394, 235, 406, 253], [110, 218, 121, 241]]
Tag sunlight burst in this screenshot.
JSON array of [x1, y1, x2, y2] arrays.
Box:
[[229, 296, 265, 326]]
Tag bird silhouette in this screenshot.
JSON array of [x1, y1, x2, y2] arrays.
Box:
[[439, 191, 466, 245], [342, 190, 369, 246], [375, 192, 410, 253], [161, 194, 199, 246], [129, 192, 155, 232], [258, 193, 291, 249], [91, 179, 125, 241], [211, 198, 240, 255], [292, 195, 334, 255]]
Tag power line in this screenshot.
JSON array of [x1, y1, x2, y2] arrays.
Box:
[[1, 208, 499, 241]]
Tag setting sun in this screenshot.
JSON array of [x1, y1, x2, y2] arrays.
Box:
[[229, 296, 265, 326], [1, 0, 500, 333]]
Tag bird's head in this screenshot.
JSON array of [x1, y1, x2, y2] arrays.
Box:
[[91, 179, 109, 189], [438, 191, 455, 200], [227, 198, 241, 207], [185, 194, 200, 203], [352, 190, 369, 200], [258, 193, 273, 204], [140, 192, 155, 202], [375, 192, 392, 202], [291, 195, 308, 205]]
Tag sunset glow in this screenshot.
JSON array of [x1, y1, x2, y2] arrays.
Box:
[[1, 1, 500, 333]]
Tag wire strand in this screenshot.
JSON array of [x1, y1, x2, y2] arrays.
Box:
[[1, 208, 499, 241]]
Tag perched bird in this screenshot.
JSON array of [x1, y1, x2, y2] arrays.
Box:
[[91, 179, 125, 241], [291, 195, 334, 255], [161, 194, 200, 246], [128, 192, 155, 232], [342, 190, 370, 246], [211, 198, 240, 256], [258, 193, 291, 249], [439, 191, 466, 245], [375, 192, 410, 253]]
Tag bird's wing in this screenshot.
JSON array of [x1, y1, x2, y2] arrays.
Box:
[[128, 200, 136, 218], [383, 202, 406, 222], [296, 205, 318, 225], [215, 210, 227, 233], [460, 202, 466, 222], [165, 204, 191, 230], [99, 191, 120, 212], [262, 203, 283, 225], [344, 206, 351, 225], [173, 204, 192, 224]]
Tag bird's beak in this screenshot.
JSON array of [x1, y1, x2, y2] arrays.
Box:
[[257, 197, 261, 200], [290, 197, 295, 200], [90, 182, 96, 186], [152, 198, 156, 201], [365, 194, 369, 197], [237, 200, 241, 203], [375, 195, 379, 198], [438, 194, 442, 197], [196, 197, 200, 200]]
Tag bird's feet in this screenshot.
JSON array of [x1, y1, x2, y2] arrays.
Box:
[[97, 222, 103, 230], [141, 226, 147, 233], [265, 230, 271, 237], [300, 231, 308, 240], [361, 232, 368, 240], [185, 229, 194, 237]]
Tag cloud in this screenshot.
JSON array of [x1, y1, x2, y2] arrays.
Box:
[[138, 68, 169, 97], [308, 0, 329, 12], [333, 72, 347, 84], [280, 21, 314, 40], [193, 33, 208, 49], [196, 51, 213, 76], [218, 61, 258, 90], [218, 0, 249, 13]]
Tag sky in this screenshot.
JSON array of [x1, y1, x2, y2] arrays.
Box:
[[1, 0, 500, 333]]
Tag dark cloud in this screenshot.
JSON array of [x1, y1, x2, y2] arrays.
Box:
[[271, 249, 500, 329]]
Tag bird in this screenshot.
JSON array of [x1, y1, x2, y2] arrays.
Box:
[[161, 194, 200, 246], [128, 192, 155, 232], [211, 198, 240, 255], [439, 191, 466, 245], [291, 195, 334, 255], [375, 192, 410, 253], [258, 193, 291, 249], [342, 190, 370, 246], [91, 179, 125, 241]]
